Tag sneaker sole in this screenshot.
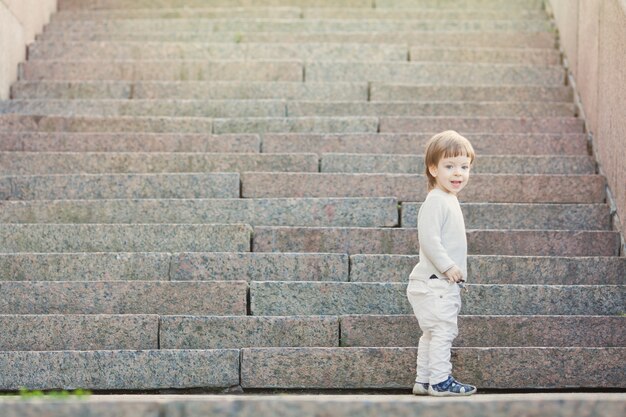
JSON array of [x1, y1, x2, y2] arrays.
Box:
[[428, 388, 477, 397]]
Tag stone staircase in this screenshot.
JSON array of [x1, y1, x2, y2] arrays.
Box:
[[0, 0, 625, 395]]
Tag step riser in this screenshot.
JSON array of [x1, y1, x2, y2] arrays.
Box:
[[409, 47, 560, 65], [2, 173, 241, 200], [241, 347, 625, 389], [0, 315, 158, 350], [0, 282, 248, 315], [253, 228, 619, 256], [0, 154, 593, 176], [0, 198, 399, 227], [0, 115, 216, 133], [0, 253, 350, 282], [401, 203, 610, 230], [37, 31, 557, 48], [250, 282, 624, 316], [0, 224, 252, 253], [0, 100, 576, 118], [0, 153, 319, 175], [321, 155, 593, 175], [28, 42, 409, 62], [0, 350, 240, 390], [12, 81, 369, 101], [341, 316, 626, 348], [262, 133, 588, 155], [21, 61, 304, 82], [0, 132, 261, 152], [379, 117, 584, 133], [241, 174, 605, 203], [2, 254, 623, 285], [351, 255, 626, 285]]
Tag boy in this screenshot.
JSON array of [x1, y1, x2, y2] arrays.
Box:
[[406, 130, 477, 397]]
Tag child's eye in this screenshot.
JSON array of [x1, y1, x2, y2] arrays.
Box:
[[445, 165, 453, 169]]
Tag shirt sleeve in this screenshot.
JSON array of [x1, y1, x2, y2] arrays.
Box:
[[418, 196, 457, 274]]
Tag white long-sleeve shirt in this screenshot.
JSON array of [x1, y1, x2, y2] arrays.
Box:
[[409, 188, 468, 282]]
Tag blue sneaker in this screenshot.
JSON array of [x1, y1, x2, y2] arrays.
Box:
[[412, 382, 429, 395], [428, 376, 477, 396]]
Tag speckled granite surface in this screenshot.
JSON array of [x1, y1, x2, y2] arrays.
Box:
[[161, 316, 338, 349], [0, 314, 158, 350], [11, 81, 369, 101], [5, 173, 240, 199], [0, 349, 240, 390], [0, 114, 215, 133], [0, 198, 398, 227], [249, 282, 625, 315], [21, 61, 304, 82], [261, 132, 588, 155], [240, 347, 626, 389], [171, 252, 349, 282], [0, 224, 252, 252], [340, 315, 626, 347], [379, 116, 583, 133], [252, 227, 619, 256], [401, 203, 609, 229], [350, 254, 626, 284], [0, 281, 248, 314], [0, 152, 319, 175], [322, 154, 593, 174], [241, 173, 605, 203], [213, 117, 378, 134]]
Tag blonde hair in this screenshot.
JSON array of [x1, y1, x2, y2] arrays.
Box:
[[424, 130, 475, 191]]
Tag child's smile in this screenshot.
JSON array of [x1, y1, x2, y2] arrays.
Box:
[[428, 155, 472, 196]]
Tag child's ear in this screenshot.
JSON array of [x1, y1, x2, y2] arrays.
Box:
[[428, 164, 438, 177]]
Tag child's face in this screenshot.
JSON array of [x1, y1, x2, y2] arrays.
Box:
[[429, 154, 471, 196]]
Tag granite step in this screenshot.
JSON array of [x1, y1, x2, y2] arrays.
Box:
[[305, 62, 565, 85], [3, 394, 624, 417], [241, 173, 605, 203], [51, 8, 548, 21], [37, 31, 557, 48], [379, 116, 584, 133], [240, 347, 625, 389], [1, 253, 623, 285], [0, 349, 240, 390], [0, 99, 289, 118], [252, 227, 620, 256], [159, 315, 626, 349], [261, 133, 588, 155], [0, 114, 216, 133], [52, 7, 304, 20], [11, 81, 369, 100], [249, 281, 625, 315], [409, 47, 561, 65], [1, 173, 241, 199], [286, 101, 575, 117], [351, 255, 626, 285], [0, 132, 261, 152], [321, 154, 594, 174], [401, 203, 610, 230], [41, 19, 552, 33], [20, 61, 304, 82], [57, 0, 545, 10], [0, 198, 398, 227], [0, 152, 319, 175], [0, 281, 248, 314], [213, 117, 378, 134], [1, 100, 575, 118], [0, 314, 159, 350], [0, 115, 378, 134], [27, 41, 409, 61], [0, 252, 350, 282], [0, 224, 252, 252], [341, 315, 626, 348], [370, 84, 573, 102], [161, 316, 339, 349]]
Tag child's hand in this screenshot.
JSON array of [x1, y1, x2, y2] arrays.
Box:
[[444, 266, 464, 283]]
